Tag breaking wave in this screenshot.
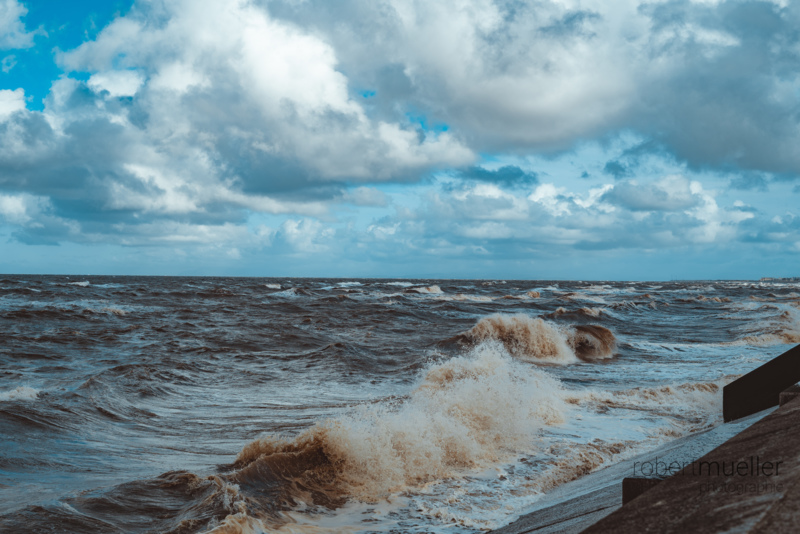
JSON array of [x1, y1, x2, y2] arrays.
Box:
[[271, 288, 311, 298], [409, 285, 444, 295], [464, 314, 616, 363], [215, 346, 723, 532], [233, 344, 567, 505]]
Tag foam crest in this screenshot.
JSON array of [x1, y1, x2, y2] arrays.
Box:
[[234, 344, 568, 502], [265, 283, 282, 289], [465, 314, 616, 363], [696, 295, 731, 303], [410, 285, 444, 294], [728, 308, 800, 346], [433, 293, 492, 302], [0, 386, 39, 401], [271, 288, 310, 298], [68, 281, 90, 287], [557, 291, 607, 304]]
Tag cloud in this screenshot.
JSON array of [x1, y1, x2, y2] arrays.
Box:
[[0, 0, 799, 277], [603, 160, 631, 180], [1, 53, 15, 72], [729, 172, 769, 192], [0, 0, 475, 245], [0, 88, 24, 119], [0, 192, 38, 224], [277, 218, 335, 253], [267, 0, 800, 175], [55, 0, 473, 183], [87, 70, 146, 98], [342, 186, 389, 207], [0, 0, 36, 49], [602, 176, 704, 212], [361, 175, 759, 263], [0, 192, 78, 245]]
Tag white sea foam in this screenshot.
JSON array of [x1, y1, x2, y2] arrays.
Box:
[[410, 285, 444, 295], [0, 386, 39, 401], [69, 281, 90, 287], [265, 283, 281, 289], [385, 282, 414, 287], [433, 293, 493, 302], [272, 288, 302, 298]]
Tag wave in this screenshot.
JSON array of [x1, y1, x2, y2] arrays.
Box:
[[218, 346, 725, 532], [0, 386, 39, 401], [0, 286, 43, 295], [609, 300, 661, 311], [408, 285, 444, 295], [68, 281, 91, 287], [546, 307, 605, 319], [232, 344, 568, 505], [570, 379, 727, 429], [499, 291, 540, 300], [741, 330, 800, 345], [697, 295, 731, 303], [732, 311, 800, 345], [556, 291, 607, 304], [433, 293, 493, 302], [271, 288, 311, 298], [678, 295, 731, 303], [385, 282, 413, 287], [463, 314, 616, 363], [265, 283, 282, 289]]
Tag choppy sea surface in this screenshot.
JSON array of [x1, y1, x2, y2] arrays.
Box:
[[1, 276, 799, 533]]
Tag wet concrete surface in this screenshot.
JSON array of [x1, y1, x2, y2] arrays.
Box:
[[490, 408, 773, 534]]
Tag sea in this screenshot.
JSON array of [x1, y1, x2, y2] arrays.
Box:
[[1, 275, 798, 533]]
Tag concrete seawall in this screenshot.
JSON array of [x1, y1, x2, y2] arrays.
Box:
[[489, 408, 773, 534], [581, 393, 800, 533], [493, 343, 800, 534]]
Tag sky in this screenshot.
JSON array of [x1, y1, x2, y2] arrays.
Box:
[[0, 0, 799, 279]]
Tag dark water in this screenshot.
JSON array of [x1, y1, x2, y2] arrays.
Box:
[[1, 276, 798, 532]]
